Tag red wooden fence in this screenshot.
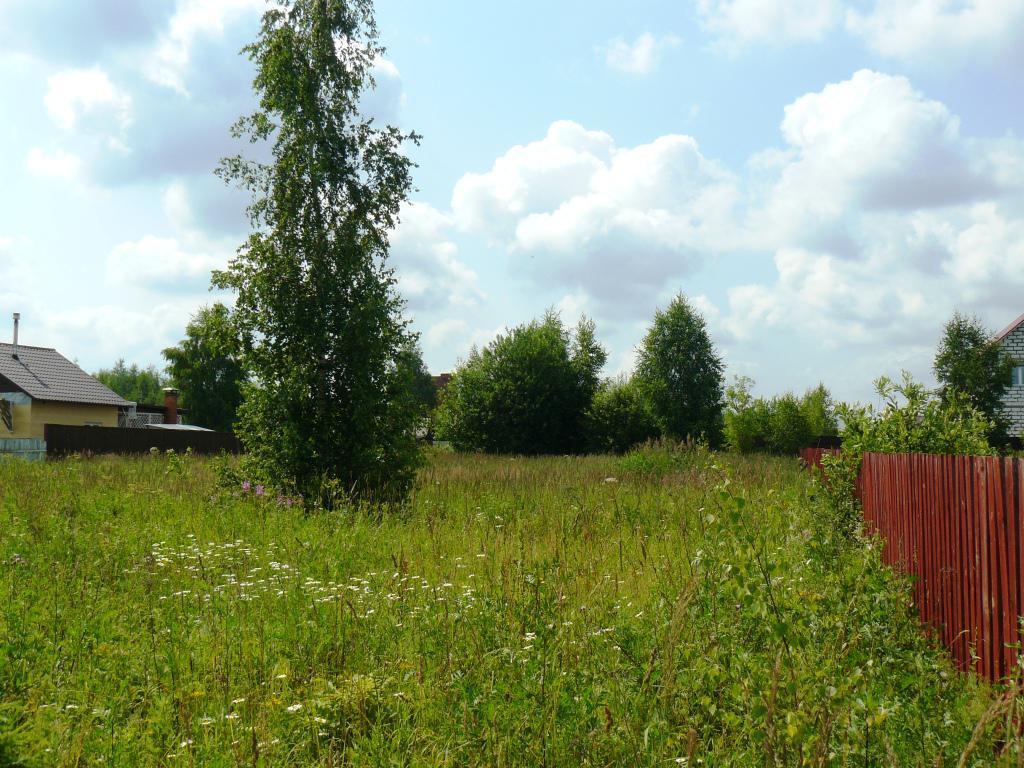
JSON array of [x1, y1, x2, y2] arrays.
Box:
[[799, 449, 1024, 679]]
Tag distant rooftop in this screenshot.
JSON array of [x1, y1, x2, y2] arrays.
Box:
[[0, 343, 129, 407], [995, 312, 1024, 343]]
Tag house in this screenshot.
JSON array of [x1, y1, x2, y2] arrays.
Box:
[[0, 316, 129, 442], [996, 313, 1024, 439]]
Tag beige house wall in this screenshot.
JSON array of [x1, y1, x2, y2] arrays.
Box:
[[2, 399, 119, 440]]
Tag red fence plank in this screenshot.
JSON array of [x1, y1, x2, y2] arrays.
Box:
[[799, 448, 1024, 680]]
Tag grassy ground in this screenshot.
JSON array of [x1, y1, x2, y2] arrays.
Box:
[[0, 446, 1014, 766]]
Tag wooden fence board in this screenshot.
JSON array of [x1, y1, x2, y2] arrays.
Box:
[[799, 448, 1024, 680], [44, 424, 243, 457]]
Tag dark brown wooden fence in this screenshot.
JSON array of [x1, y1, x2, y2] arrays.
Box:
[[799, 447, 840, 471], [800, 448, 1024, 679], [44, 424, 242, 457]]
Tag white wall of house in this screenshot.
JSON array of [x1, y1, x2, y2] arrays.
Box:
[[1001, 322, 1024, 438]]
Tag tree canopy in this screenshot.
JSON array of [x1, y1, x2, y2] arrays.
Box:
[[933, 312, 1013, 445], [586, 375, 658, 454], [634, 294, 724, 446], [94, 360, 167, 405], [163, 303, 246, 433], [723, 377, 838, 455], [214, 0, 422, 503], [435, 312, 607, 454]]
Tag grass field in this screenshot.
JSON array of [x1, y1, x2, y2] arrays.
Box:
[[0, 446, 1015, 765]]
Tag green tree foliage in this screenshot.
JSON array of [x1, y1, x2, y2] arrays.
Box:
[[94, 360, 167, 404], [435, 312, 607, 454], [801, 383, 838, 438], [933, 312, 1014, 445], [838, 372, 993, 457], [213, 0, 422, 503], [162, 303, 246, 433], [635, 294, 724, 445], [586, 376, 658, 454], [393, 341, 436, 417], [821, 372, 994, 538], [723, 377, 838, 455]]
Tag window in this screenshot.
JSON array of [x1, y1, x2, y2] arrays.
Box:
[[0, 400, 11, 432], [1014, 366, 1024, 388]]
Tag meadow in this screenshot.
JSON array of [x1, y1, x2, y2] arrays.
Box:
[[0, 446, 1015, 766]]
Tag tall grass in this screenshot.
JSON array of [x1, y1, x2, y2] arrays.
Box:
[[0, 447, 1012, 765]]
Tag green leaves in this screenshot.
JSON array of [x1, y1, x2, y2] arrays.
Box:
[[838, 371, 994, 458], [94, 360, 167, 405], [586, 376, 658, 454], [934, 312, 1015, 446], [162, 303, 245, 433], [435, 312, 607, 455], [217, 0, 422, 504], [723, 377, 839, 455], [634, 294, 724, 447]]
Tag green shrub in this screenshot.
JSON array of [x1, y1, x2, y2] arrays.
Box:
[[838, 372, 994, 457], [616, 438, 709, 478], [586, 377, 658, 453], [434, 312, 606, 454], [724, 377, 837, 455], [934, 312, 1015, 447], [821, 372, 994, 540]]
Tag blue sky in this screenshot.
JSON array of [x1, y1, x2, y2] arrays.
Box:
[[1, 0, 1023, 403]]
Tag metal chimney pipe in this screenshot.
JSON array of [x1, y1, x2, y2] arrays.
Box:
[[12, 313, 19, 359]]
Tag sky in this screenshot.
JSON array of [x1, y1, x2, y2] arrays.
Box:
[[1, 0, 1023, 404]]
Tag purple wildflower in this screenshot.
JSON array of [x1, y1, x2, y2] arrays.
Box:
[[255, 485, 265, 497], [241, 481, 252, 493]]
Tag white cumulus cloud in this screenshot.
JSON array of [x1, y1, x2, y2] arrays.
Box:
[[846, 0, 1024, 65], [24, 147, 82, 181], [44, 66, 132, 132], [146, 0, 264, 94], [390, 202, 484, 312], [748, 69, 995, 255], [451, 120, 738, 312], [698, 0, 842, 48], [599, 32, 679, 74], [106, 235, 228, 293]]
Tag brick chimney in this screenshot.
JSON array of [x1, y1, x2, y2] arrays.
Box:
[[162, 388, 180, 425]]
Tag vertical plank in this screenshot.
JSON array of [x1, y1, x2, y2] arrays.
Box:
[[965, 455, 980, 674], [979, 458, 994, 679], [948, 454, 962, 669]]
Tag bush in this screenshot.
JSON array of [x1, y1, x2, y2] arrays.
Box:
[[616, 438, 710, 478], [723, 377, 837, 455], [838, 372, 994, 457], [821, 372, 994, 540], [585, 377, 658, 453], [434, 312, 606, 454]]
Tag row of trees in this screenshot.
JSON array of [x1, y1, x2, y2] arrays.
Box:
[[102, 0, 1019, 508], [723, 378, 838, 455], [434, 296, 725, 455]]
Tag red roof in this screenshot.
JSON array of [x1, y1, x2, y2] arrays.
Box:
[[995, 312, 1024, 343]]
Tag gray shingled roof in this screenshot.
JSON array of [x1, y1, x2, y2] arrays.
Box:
[[0, 343, 129, 407]]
